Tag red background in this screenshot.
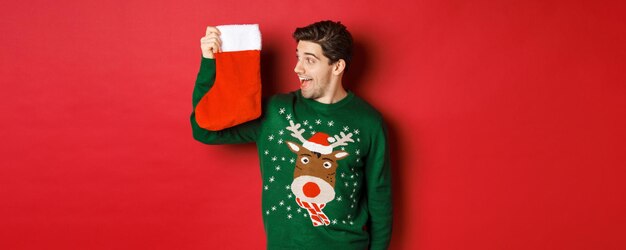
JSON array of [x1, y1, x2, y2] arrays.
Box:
[[1, 0, 625, 249]]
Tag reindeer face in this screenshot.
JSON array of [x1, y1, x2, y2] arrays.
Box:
[[286, 141, 349, 187], [283, 120, 355, 226]]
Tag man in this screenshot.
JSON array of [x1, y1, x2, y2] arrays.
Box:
[[191, 20, 392, 250]]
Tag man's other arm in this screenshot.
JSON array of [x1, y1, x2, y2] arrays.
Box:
[[365, 121, 393, 250]]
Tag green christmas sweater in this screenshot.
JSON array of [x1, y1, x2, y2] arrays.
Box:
[[191, 57, 392, 250]]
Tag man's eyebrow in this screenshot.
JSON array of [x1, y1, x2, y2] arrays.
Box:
[[296, 50, 320, 60], [304, 53, 320, 60]]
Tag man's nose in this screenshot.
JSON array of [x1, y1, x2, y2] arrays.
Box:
[[294, 60, 304, 74]]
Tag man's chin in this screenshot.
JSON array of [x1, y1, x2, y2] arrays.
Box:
[[301, 91, 312, 99], [300, 90, 317, 99]]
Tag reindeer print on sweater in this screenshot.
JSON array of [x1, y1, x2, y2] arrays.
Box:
[[285, 120, 353, 226], [261, 107, 365, 227]]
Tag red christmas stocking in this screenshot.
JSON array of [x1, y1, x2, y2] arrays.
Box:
[[195, 24, 262, 130]]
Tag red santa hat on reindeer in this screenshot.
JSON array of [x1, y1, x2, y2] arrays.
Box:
[[302, 132, 336, 154]]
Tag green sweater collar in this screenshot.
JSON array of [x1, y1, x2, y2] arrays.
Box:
[[296, 90, 355, 113]]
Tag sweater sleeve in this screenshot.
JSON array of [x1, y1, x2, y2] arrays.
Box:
[[190, 57, 261, 144], [365, 121, 393, 250]]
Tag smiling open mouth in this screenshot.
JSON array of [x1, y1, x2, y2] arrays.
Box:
[[299, 76, 312, 88]]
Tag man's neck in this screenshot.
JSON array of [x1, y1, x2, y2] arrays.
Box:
[[314, 86, 348, 104]]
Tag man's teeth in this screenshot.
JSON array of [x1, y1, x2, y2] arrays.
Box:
[[299, 77, 312, 81]]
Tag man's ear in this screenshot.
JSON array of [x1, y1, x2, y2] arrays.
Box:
[[332, 59, 346, 76]]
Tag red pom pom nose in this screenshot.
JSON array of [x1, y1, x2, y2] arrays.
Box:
[[303, 182, 321, 198]]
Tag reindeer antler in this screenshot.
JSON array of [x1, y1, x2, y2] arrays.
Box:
[[286, 120, 308, 144], [330, 132, 354, 148]]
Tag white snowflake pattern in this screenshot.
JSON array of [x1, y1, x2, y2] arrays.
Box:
[[279, 200, 285, 206], [327, 121, 334, 127], [268, 135, 275, 141], [356, 158, 360, 163], [343, 126, 349, 131], [264, 185, 269, 190], [310, 130, 316, 135], [285, 185, 291, 190], [286, 114, 292, 120], [357, 138, 361, 142], [353, 181, 358, 187], [286, 206, 292, 211], [279, 108, 286, 114], [289, 158, 295, 164], [304, 213, 308, 218], [332, 219, 338, 224], [287, 193, 293, 199], [341, 147, 345, 151], [342, 220, 346, 224], [269, 176, 275, 183], [337, 196, 343, 201], [272, 206, 277, 211], [309, 126, 313, 130], [271, 156, 277, 162], [344, 182, 349, 187], [278, 139, 283, 144], [275, 165, 281, 171], [278, 130, 284, 135], [315, 119, 322, 125], [266, 210, 270, 215], [355, 149, 360, 155], [281, 157, 285, 161], [350, 174, 355, 179], [350, 221, 354, 225], [354, 129, 360, 135], [341, 173, 346, 178], [297, 208, 302, 213], [287, 214, 293, 219], [264, 150, 269, 155], [303, 120, 309, 126]]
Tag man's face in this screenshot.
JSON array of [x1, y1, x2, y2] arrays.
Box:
[[294, 41, 335, 100]]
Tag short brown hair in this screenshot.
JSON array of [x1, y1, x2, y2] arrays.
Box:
[[293, 20, 353, 71]]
